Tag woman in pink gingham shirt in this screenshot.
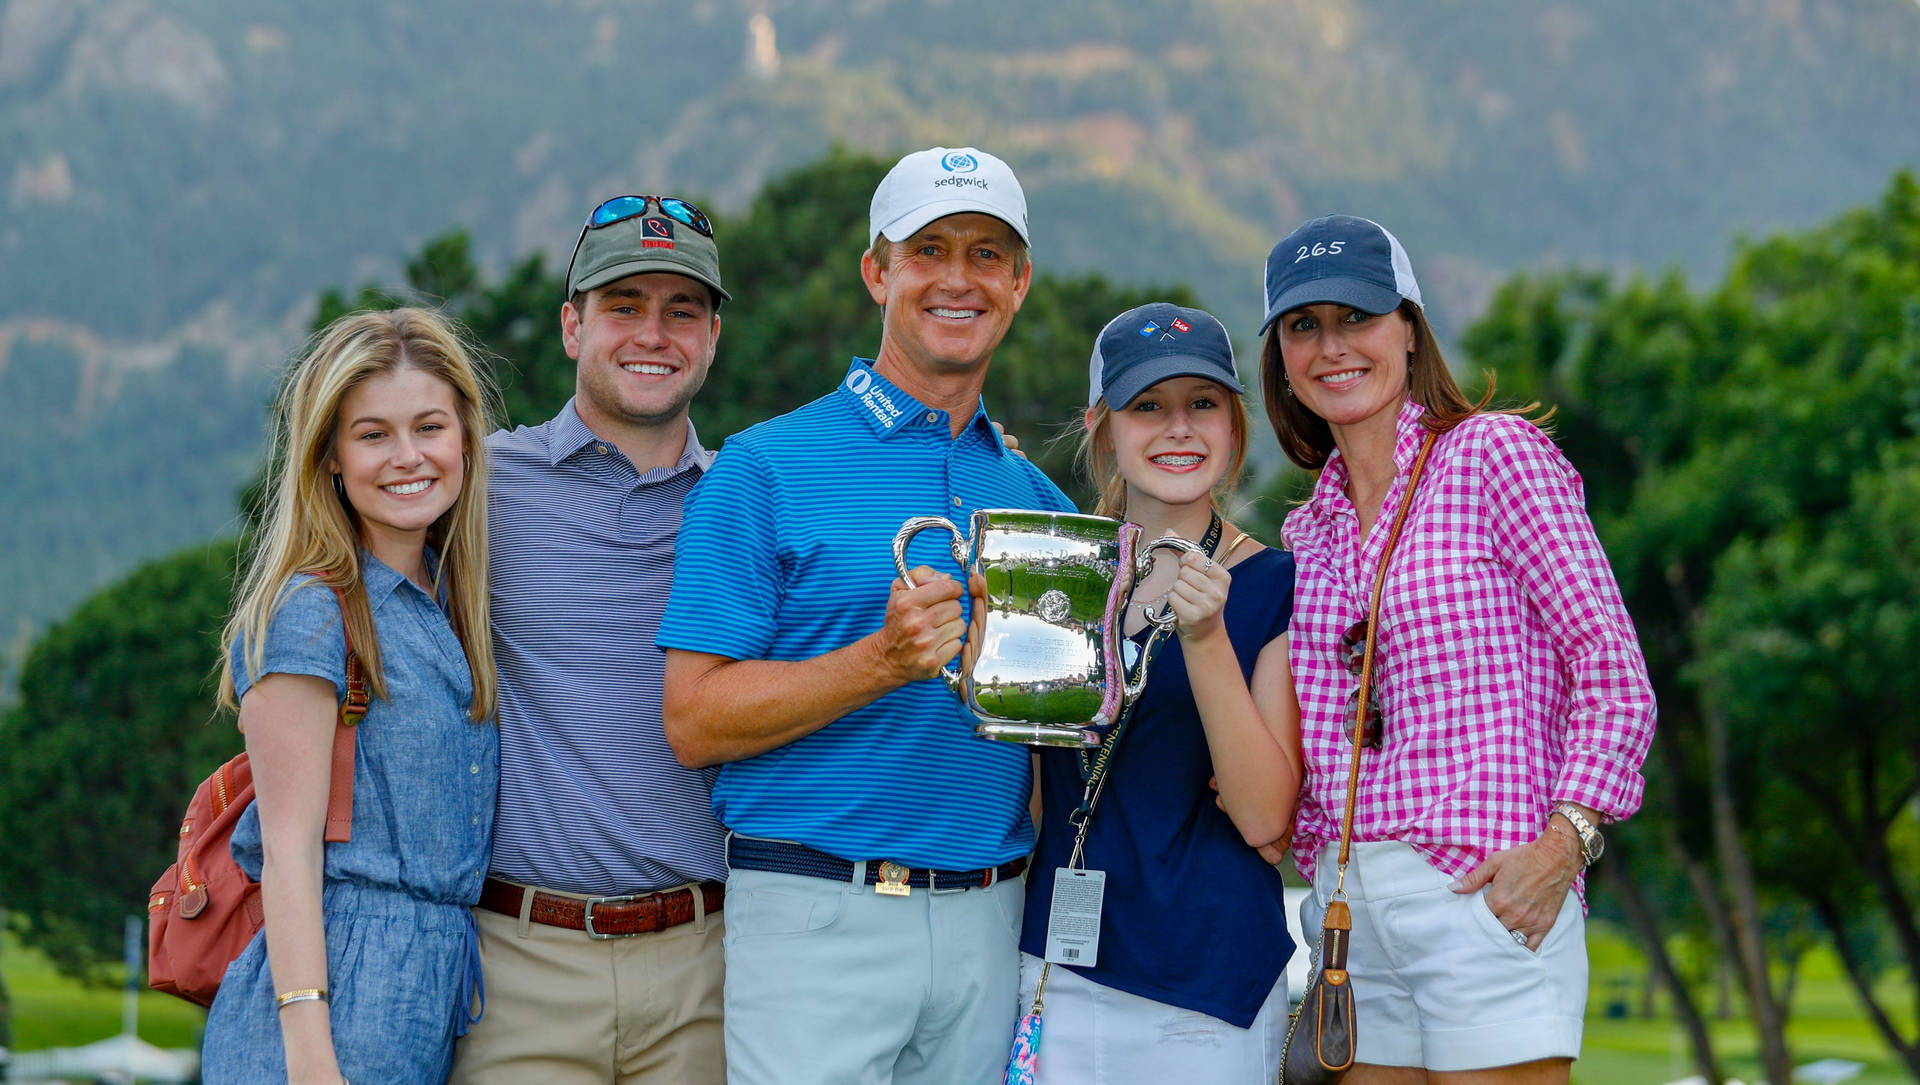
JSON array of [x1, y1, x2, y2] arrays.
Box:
[[1255, 215, 1655, 1081]]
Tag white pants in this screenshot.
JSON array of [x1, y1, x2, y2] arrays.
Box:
[[1015, 952, 1289, 1084], [1302, 842, 1586, 1071]]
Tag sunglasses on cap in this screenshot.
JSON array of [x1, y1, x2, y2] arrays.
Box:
[[587, 194, 712, 235], [564, 194, 715, 291], [1337, 619, 1384, 749]]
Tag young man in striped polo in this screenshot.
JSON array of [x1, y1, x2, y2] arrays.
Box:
[[660, 147, 1073, 1085], [451, 195, 731, 1085]]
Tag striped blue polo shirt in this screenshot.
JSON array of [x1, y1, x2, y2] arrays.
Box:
[[485, 400, 727, 894], [658, 359, 1076, 870]]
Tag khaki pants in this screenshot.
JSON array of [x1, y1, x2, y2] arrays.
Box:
[[449, 883, 725, 1085]]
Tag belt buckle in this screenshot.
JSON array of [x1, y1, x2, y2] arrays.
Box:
[[582, 891, 646, 939], [928, 868, 976, 895], [875, 861, 913, 897]]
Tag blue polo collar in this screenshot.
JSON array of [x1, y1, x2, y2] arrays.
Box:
[[835, 358, 1004, 453]]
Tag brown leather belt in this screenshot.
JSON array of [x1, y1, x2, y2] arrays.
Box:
[[478, 878, 724, 939]]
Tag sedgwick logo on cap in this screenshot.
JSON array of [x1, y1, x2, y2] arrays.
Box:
[[934, 151, 987, 191], [870, 146, 1030, 245]]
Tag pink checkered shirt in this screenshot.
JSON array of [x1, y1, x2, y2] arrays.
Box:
[[1283, 400, 1655, 894]]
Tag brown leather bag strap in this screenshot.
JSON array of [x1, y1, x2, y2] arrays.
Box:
[[1336, 430, 1439, 871], [318, 581, 366, 845]]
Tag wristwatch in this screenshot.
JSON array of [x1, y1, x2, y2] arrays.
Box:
[[1550, 802, 1604, 866]]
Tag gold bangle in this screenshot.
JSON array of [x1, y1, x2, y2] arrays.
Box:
[[275, 987, 328, 1009]]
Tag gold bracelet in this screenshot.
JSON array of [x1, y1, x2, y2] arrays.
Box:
[[275, 987, 328, 1009]]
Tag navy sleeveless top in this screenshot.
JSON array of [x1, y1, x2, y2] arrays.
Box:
[[1020, 545, 1298, 1028]]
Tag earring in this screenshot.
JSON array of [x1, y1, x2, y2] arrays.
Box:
[[332, 473, 346, 499], [1283, 380, 1295, 398]]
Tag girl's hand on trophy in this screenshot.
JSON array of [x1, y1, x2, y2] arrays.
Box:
[[881, 567, 967, 682], [1169, 551, 1230, 641]]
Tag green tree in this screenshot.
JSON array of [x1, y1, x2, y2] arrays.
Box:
[[1461, 171, 1920, 1080], [1690, 434, 1920, 1072], [0, 540, 242, 980]]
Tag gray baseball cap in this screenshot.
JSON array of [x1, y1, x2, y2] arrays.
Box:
[[565, 195, 730, 303], [1088, 302, 1244, 409]]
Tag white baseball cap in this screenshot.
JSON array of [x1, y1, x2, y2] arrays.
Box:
[[869, 146, 1030, 246]]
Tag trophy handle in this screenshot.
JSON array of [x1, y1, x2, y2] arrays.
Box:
[[1124, 535, 1208, 701], [892, 516, 971, 686], [892, 516, 969, 586]]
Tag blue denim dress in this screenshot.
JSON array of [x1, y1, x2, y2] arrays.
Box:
[[201, 554, 496, 1084]]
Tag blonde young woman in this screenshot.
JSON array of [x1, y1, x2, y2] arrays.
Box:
[[201, 309, 500, 1085], [1259, 216, 1655, 1081], [1016, 303, 1303, 1082]]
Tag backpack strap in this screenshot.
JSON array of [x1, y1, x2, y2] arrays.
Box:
[[318, 581, 366, 845]]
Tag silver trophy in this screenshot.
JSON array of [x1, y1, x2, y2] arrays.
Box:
[[892, 509, 1203, 747]]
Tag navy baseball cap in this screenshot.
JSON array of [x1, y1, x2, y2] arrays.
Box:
[[1088, 302, 1244, 409], [1259, 215, 1422, 334]]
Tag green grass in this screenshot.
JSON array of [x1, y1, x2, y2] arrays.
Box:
[[1579, 921, 1917, 1084], [3, 925, 1914, 1083], [3, 931, 205, 1052]]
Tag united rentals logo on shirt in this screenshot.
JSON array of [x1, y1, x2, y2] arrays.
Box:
[[845, 368, 904, 430]]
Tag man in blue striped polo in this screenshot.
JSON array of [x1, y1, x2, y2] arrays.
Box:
[[451, 196, 731, 1085], [659, 147, 1074, 1085]]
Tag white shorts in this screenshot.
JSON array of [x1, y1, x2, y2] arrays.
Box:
[[1300, 841, 1586, 1071], [1015, 952, 1289, 1084]]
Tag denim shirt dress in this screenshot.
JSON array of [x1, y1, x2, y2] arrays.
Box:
[[200, 553, 496, 1084]]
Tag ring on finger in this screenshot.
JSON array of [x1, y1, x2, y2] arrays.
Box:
[[1508, 928, 1528, 946]]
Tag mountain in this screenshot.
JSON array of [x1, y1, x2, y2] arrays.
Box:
[[3, 0, 1918, 690]]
